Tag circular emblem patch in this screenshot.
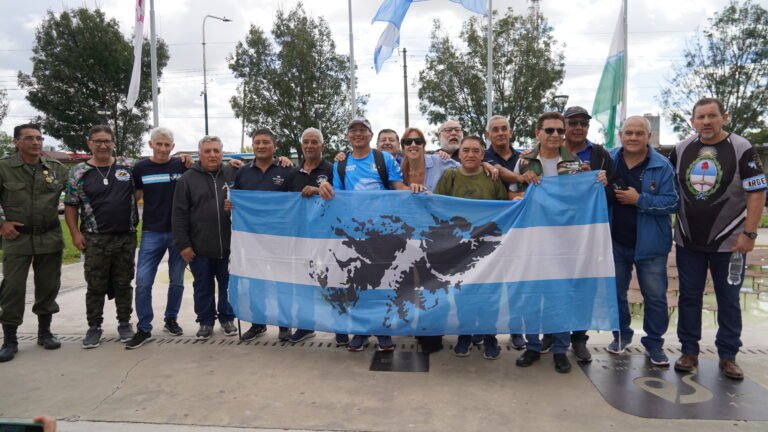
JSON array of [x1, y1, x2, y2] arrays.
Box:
[[686, 157, 722, 199]]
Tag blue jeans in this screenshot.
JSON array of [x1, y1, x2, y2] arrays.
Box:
[[189, 254, 235, 326], [613, 241, 669, 351], [134, 231, 186, 333], [676, 245, 743, 360], [525, 332, 569, 354]]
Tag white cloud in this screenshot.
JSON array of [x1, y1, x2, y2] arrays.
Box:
[[0, 0, 741, 152]]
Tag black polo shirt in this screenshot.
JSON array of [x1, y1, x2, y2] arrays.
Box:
[[484, 145, 519, 187], [611, 151, 650, 249], [234, 161, 292, 191], [286, 160, 334, 192]]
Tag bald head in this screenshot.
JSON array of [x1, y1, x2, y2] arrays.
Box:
[[619, 116, 652, 156]]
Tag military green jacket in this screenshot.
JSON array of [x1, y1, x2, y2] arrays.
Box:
[[0, 153, 69, 254]]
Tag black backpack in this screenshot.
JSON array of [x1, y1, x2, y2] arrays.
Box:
[[336, 149, 390, 190]]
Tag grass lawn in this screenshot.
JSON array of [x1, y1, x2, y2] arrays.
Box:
[[1, 219, 142, 265]]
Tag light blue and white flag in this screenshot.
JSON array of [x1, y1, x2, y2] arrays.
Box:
[[229, 172, 618, 335], [373, 0, 488, 73]]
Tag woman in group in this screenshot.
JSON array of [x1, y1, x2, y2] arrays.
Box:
[[399, 127, 460, 192], [400, 127, 499, 193]]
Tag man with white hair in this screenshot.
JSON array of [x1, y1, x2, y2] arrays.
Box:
[[437, 120, 464, 162], [284, 128, 338, 344], [126, 128, 191, 349]]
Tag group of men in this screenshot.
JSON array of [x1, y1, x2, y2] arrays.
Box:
[[0, 97, 763, 381]]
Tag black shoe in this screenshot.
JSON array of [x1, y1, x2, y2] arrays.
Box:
[[510, 334, 526, 351], [516, 349, 541, 367], [241, 324, 267, 342], [571, 341, 591, 363], [0, 344, 18, 362], [278, 326, 292, 342], [37, 314, 60, 350], [540, 334, 553, 353], [163, 319, 183, 336], [554, 353, 571, 373], [37, 332, 61, 350], [125, 329, 154, 350]]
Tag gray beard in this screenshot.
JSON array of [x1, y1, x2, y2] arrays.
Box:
[[441, 143, 459, 154]]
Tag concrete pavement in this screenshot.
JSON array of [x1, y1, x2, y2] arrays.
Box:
[[2, 249, 768, 431]]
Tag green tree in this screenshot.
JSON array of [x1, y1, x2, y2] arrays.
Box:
[[417, 8, 565, 142], [18, 8, 169, 156], [0, 89, 8, 126], [228, 2, 366, 159], [0, 131, 12, 158], [659, 0, 768, 139]]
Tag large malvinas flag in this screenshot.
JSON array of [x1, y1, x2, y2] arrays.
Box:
[[228, 172, 618, 335]]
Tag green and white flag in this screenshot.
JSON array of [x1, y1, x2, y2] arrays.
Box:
[[592, 1, 626, 148]]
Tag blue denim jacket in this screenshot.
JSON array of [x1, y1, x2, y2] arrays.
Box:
[[609, 146, 679, 261]]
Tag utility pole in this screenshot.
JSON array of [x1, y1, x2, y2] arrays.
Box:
[[149, 0, 158, 127], [402, 48, 409, 128], [347, 0, 357, 118], [486, 0, 493, 123]]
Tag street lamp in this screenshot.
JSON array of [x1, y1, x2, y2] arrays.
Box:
[[202, 14, 232, 135]]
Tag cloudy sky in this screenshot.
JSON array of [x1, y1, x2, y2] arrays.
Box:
[[0, 0, 741, 154]]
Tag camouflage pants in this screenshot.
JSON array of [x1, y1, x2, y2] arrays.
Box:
[[83, 232, 136, 327], [0, 251, 62, 326]]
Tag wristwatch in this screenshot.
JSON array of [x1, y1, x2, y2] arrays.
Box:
[[744, 231, 758, 240]]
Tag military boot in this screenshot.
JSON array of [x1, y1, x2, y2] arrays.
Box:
[[37, 314, 61, 350], [0, 324, 19, 362]]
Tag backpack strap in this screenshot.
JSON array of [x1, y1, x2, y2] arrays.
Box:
[[337, 152, 349, 190], [372, 149, 390, 190]]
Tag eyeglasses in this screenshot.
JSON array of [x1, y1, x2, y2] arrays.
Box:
[[401, 138, 426, 146], [20, 136, 45, 143], [90, 139, 114, 146], [567, 120, 590, 127], [440, 127, 462, 134], [542, 128, 566, 136]]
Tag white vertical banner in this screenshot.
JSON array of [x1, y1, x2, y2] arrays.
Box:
[[126, 0, 146, 110]]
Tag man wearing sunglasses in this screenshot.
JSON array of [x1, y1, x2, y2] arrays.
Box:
[[512, 112, 582, 374], [0, 124, 69, 362], [562, 106, 616, 363]]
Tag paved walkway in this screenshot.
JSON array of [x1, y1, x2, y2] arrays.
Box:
[[2, 240, 768, 431]]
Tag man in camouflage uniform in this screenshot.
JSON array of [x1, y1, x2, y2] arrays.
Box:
[[0, 124, 69, 362], [64, 125, 138, 349]]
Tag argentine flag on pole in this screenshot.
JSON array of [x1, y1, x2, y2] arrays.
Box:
[[592, 0, 627, 148], [228, 172, 618, 336], [373, 0, 488, 73]]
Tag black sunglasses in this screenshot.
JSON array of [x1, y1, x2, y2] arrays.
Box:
[[567, 120, 590, 127], [543, 128, 566, 136], [401, 138, 426, 146]]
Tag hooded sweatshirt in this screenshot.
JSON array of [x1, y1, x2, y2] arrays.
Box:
[[172, 162, 236, 259]]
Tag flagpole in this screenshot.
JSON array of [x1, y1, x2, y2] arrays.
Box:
[[486, 0, 493, 123], [621, 0, 627, 122], [149, 0, 159, 127], [348, 0, 357, 119]]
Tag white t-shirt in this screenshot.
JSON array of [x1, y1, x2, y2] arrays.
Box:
[[509, 155, 561, 191]]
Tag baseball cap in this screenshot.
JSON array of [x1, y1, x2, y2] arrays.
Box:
[[563, 106, 593, 119], [347, 117, 372, 132]]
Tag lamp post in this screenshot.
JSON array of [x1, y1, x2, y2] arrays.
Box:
[[202, 14, 231, 135]]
